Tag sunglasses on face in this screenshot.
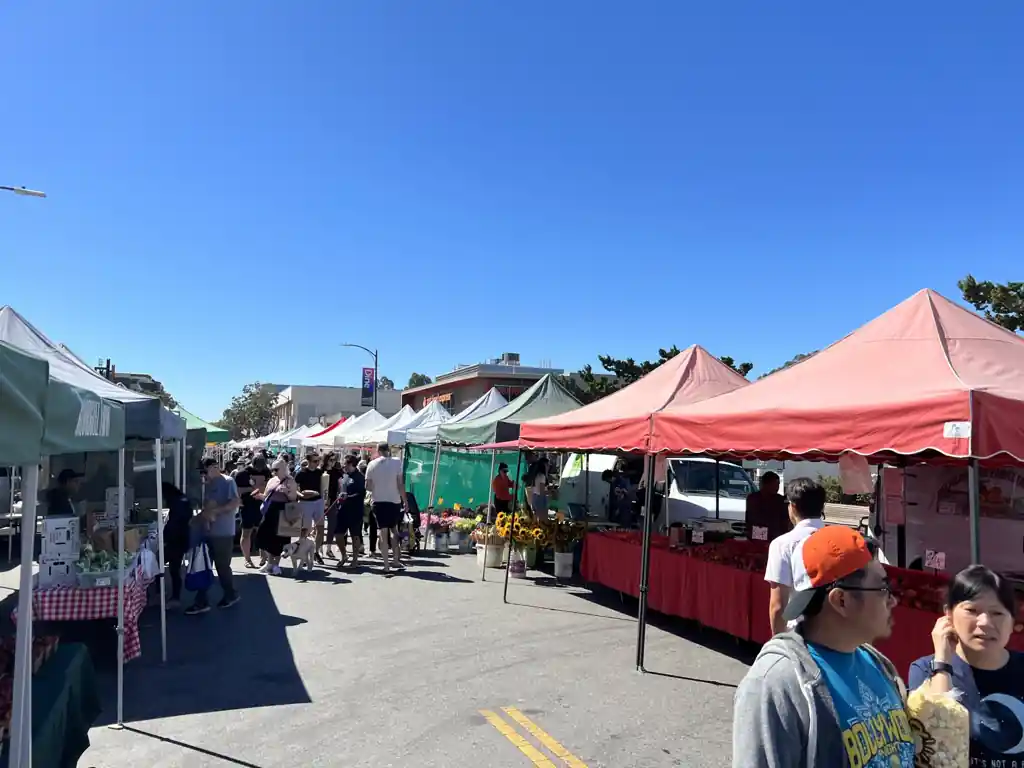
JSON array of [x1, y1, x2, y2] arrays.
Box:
[[833, 579, 894, 598]]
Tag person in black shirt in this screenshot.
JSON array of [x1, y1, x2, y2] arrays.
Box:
[[45, 468, 82, 517], [320, 453, 344, 560], [162, 482, 194, 608], [236, 458, 270, 569], [294, 454, 326, 564], [334, 455, 365, 568]]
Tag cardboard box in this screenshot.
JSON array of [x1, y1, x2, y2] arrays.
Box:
[[37, 559, 75, 589], [41, 517, 79, 559], [102, 486, 134, 521]]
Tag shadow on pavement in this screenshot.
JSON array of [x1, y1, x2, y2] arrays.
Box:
[[93, 572, 311, 725], [505, 600, 636, 623], [640, 669, 738, 688], [394, 570, 472, 584]]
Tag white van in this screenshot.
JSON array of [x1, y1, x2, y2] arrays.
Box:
[[559, 453, 755, 534]]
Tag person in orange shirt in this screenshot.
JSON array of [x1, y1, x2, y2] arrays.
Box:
[[491, 463, 514, 522]]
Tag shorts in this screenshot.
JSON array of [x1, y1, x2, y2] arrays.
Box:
[[298, 498, 325, 529], [240, 502, 263, 530], [372, 501, 402, 529], [333, 506, 363, 539]]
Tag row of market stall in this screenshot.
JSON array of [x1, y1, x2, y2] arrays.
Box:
[[387, 289, 1024, 677], [0, 305, 202, 766]]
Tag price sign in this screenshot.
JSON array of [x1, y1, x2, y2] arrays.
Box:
[[691, 530, 705, 545], [752, 526, 769, 542], [924, 549, 947, 571], [95, 577, 112, 588]]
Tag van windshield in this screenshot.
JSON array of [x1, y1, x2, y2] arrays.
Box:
[[671, 460, 754, 499]]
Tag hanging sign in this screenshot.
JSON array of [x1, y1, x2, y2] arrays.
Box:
[[751, 526, 768, 542], [924, 549, 947, 571], [691, 530, 705, 545], [361, 367, 375, 407]]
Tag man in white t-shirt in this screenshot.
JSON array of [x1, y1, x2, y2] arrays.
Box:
[[763, 477, 827, 636], [365, 442, 408, 574]]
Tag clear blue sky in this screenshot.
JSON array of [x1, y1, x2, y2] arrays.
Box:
[[2, 2, 1021, 421]]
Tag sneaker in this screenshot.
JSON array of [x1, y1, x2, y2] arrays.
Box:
[[184, 603, 210, 616], [218, 595, 241, 609]]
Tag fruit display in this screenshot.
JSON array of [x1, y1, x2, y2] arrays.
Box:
[[678, 540, 770, 573], [75, 546, 134, 574]]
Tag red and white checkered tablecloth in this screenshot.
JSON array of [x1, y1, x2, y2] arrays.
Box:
[[13, 566, 153, 661]]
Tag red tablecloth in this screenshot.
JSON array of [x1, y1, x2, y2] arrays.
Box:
[[582, 531, 1024, 679], [13, 568, 151, 661]]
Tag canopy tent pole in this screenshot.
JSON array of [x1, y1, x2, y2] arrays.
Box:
[[714, 458, 720, 519], [424, 440, 441, 547], [584, 454, 589, 516], [155, 440, 167, 663], [173, 440, 183, 494], [10, 463, 39, 768], [635, 455, 656, 672], [7, 468, 14, 562], [481, 449, 496, 582], [502, 450, 524, 604], [115, 447, 126, 728], [968, 459, 981, 564]]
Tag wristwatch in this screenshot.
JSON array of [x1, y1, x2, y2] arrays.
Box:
[[929, 661, 954, 678]]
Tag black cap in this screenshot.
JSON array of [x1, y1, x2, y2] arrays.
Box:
[[57, 469, 84, 483], [498, 463, 509, 471]]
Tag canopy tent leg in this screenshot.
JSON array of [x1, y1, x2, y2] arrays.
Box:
[[584, 453, 589, 516], [502, 450, 524, 605], [482, 450, 496, 582], [155, 440, 167, 664], [10, 463, 39, 768], [8, 467, 14, 562], [173, 440, 183, 495], [115, 447, 126, 728], [968, 459, 981, 564], [714, 458, 720, 519], [424, 440, 441, 547], [636, 455, 656, 673]]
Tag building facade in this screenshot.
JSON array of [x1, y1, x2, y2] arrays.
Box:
[[401, 353, 564, 413], [273, 385, 403, 431]]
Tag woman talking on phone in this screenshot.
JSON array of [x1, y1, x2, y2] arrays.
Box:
[[908, 564, 1024, 764]]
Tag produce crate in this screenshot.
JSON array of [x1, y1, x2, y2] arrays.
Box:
[[74, 566, 131, 589]]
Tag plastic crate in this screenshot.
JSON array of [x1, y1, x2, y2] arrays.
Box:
[[74, 565, 131, 589]]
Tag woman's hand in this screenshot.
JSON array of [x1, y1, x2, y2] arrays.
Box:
[[932, 615, 958, 663]]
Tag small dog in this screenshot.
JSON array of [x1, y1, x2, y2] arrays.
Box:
[[282, 538, 315, 577]]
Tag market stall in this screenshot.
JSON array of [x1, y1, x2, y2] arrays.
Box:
[[174, 406, 229, 444], [404, 388, 507, 445], [341, 405, 417, 448], [615, 289, 1024, 671]]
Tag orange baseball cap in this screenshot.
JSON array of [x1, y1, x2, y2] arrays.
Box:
[[783, 526, 874, 621]]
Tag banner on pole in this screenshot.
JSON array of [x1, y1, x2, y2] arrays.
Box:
[[361, 367, 375, 407]]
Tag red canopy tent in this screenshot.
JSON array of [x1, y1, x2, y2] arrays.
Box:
[[518, 344, 750, 452], [651, 290, 1024, 465], [308, 416, 347, 439]]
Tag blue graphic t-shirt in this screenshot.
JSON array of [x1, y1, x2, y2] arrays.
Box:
[[807, 643, 916, 768]]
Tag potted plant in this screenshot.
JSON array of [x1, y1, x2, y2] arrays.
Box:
[[452, 517, 477, 553], [550, 519, 586, 579], [427, 512, 452, 553], [496, 509, 540, 576]]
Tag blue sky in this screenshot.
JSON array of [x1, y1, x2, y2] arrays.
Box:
[[2, 2, 1021, 421]]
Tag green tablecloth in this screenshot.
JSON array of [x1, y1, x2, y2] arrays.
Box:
[[1, 643, 101, 768]]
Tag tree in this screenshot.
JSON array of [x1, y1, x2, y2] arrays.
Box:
[[219, 381, 280, 439], [407, 372, 433, 388], [717, 356, 754, 378], [959, 275, 1023, 333], [377, 376, 396, 391], [568, 346, 753, 403], [759, 351, 818, 379]]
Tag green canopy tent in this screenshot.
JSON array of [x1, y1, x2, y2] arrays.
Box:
[[174, 407, 229, 444], [436, 374, 582, 446]]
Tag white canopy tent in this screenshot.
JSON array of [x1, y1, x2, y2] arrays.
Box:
[[341, 405, 417, 447], [381, 400, 450, 446], [300, 409, 382, 449], [405, 388, 508, 444], [286, 423, 326, 448]]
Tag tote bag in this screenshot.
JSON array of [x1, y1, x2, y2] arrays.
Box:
[[184, 542, 215, 592], [277, 502, 303, 538]]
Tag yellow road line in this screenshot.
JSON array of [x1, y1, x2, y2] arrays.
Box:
[[480, 710, 558, 767], [502, 707, 589, 768]]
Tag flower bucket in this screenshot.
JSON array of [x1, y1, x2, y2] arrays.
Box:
[[523, 545, 538, 569], [448, 531, 462, 550], [554, 551, 574, 580], [509, 549, 527, 579], [458, 536, 473, 554], [476, 543, 504, 568], [433, 533, 449, 553]]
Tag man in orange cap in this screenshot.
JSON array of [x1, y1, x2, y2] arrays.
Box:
[[733, 526, 915, 768]]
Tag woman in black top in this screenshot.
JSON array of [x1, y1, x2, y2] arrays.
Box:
[[161, 481, 193, 606], [236, 459, 270, 569], [334, 455, 365, 567], [320, 453, 344, 560]]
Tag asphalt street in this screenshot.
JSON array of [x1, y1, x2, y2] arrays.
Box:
[[80, 550, 753, 767]]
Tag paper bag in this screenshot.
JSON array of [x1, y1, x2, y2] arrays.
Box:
[[276, 502, 303, 538]]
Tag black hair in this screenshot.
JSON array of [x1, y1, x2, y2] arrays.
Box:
[[161, 481, 184, 500], [947, 564, 1017, 616], [785, 478, 825, 520], [761, 471, 780, 484]]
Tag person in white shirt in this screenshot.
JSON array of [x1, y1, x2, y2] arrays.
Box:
[[764, 477, 828, 635], [364, 442, 408, 575]]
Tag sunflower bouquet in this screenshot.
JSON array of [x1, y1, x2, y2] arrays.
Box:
[[538, 518, 586, 553], [470, 525, 505, 546]]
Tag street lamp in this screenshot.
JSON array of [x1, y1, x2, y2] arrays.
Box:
[[341, 343, 379, 410], [1, 185, 46, 198]]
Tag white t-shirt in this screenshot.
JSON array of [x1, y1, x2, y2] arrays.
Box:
[[764, 518, 827, 587], [365, 456, 403, 504], [533, 473, 547, 495]]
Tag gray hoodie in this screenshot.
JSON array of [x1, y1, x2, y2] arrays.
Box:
[[732, 632, 905, 768]]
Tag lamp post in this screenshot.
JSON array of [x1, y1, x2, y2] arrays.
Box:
[[342, 343, 379, 410], [1, 185, 46, 198]]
